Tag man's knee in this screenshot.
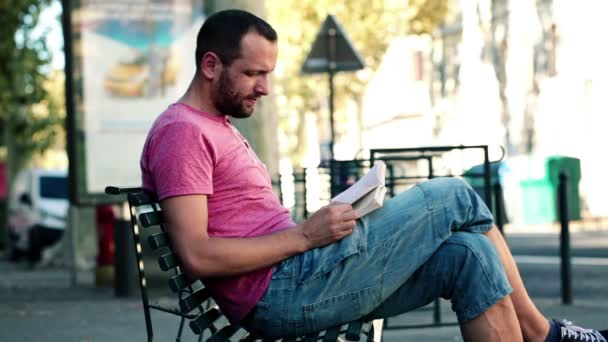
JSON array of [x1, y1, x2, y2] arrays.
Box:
[[418, 177, 493, 231], [440, 233, 512, 322], [432, 233, 506, 296], [446, 233, 500, 271]]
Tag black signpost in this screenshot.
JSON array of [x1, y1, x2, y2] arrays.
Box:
[[301, 14, 365, 196]]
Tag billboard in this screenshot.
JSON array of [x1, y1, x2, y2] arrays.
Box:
[[65, 0, 204, 203]]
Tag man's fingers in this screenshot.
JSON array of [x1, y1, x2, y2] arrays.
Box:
[[342, 210, 358, 221], [329, 202, 353, 211], [327, 203, 358, 220], [338, 219, 356, 232]]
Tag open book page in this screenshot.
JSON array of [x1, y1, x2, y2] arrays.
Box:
[[331, 161, 387, 217]]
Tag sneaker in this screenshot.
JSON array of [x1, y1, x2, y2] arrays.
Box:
[[553, 319, 608, 342]]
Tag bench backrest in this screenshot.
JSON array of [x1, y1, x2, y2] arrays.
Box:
[[126, 190, 240, 337], [107, 186, 383, 341]]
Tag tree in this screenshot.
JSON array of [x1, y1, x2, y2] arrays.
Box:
[[0, 0, 62, 247], [486, 0, 511, 153]]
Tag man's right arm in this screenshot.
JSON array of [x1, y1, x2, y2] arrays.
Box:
[[161, 194, 357, 278]]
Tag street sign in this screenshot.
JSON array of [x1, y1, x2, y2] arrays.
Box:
[[301, 15, 365, 196], [301, 14, 365, 74]]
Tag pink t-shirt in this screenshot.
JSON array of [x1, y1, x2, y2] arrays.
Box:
[[140, 102, 295, 323]]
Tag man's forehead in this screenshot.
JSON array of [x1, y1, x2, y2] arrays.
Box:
[[240, 30, 275, 46], [233, 32, 277, 68]]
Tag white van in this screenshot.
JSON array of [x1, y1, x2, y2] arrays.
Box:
[[8, 169, 68, 260]]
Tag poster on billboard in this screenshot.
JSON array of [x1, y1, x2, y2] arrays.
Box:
[[66, 0, 204, 203]]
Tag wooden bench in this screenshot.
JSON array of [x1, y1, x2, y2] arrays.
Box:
[[106, 186, 383, 342]]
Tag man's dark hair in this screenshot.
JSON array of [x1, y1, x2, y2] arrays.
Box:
[[195, 9, 277, 70]]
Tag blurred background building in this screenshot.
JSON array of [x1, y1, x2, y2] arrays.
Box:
[[320, 0, 608, 224]]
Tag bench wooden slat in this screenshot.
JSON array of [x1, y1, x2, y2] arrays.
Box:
[[168, 273, 196, 293], [322, 326, 341, 342], [345, 320, 364, 341], [158, 252, 177, 271], [139, 211, 163, 227], [148, 232, 169, 250], [105, 186, 142, 195], [208, 324, 240, 342], [179, 287, 212, 313], [304, 332, 319, 342], [238, 332, 258, 342], [127, 191, 156, 206], [365, 322, 376, 342], [189, 307, 222, 335]]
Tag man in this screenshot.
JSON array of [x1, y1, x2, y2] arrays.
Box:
[[140, 9, 607, 341]]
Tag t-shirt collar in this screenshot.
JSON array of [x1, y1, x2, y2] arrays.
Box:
[[173, 102, 229, 123]]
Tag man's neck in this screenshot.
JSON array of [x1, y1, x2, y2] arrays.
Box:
[[178, 76, 224, 117]]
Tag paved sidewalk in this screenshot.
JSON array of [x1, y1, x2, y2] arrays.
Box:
[[1, 231, 607, 341]]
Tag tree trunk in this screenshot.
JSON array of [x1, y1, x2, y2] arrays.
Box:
[[2, 116, 15, 248], [205, 0, 280, 182], [490, 0, 512, 154]]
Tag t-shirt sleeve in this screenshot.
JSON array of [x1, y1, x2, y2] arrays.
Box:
[[147, 122, 215, 200]]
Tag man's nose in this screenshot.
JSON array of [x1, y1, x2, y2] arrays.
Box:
[[254, 75, 270, 96]]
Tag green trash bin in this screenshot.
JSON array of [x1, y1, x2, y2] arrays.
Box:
[[520, 156, 581, 224]]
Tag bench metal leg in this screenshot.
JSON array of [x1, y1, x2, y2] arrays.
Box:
[[433, 299, 441, 324]]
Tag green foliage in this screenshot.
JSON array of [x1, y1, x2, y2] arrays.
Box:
[[267, 0, 449, 164], [0, 0, 60, 174], [20, 71, 65, 164], [408, 0, 451, 35]]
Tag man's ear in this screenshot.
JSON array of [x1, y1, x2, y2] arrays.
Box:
[[200, 52, 222, 80]]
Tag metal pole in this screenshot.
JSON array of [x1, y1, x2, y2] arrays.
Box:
[[494, 183, 505, 234], [303, 168, 308, 219], [558, 171, 572, 304], [433, 299, 442, 325], [427, 156, 434, 180], [328, 71, 336, 162], [388, 165, 395, 197], [68, 205, 78, 286], [428, 159, 442, 326], [327, 28, 337, 161], [482, 146, 493, 216], [328, 71, 336, 196], [327, 27, 337, 197], [277, 173, 283, 205]]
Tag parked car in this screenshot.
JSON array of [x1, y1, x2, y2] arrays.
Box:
[[7, 169, 68, 263]]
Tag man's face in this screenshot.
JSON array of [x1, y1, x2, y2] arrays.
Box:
[[212, 32, 278, 118]]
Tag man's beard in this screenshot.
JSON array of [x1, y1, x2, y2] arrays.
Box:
[[214, 70, 255, 118]]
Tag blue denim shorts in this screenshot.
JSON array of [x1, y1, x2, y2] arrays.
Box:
[[247, 178, 512, 338]]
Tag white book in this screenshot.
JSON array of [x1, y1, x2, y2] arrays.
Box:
[[330, 161, 387, 217]]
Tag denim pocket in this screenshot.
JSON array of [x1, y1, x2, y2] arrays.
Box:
[[272, 257, 295, 280], [298, 228, 361, 284], [303, 286, 377, 332]]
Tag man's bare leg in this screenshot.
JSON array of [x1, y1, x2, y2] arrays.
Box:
[[485, 226, 551, 342], [461, 294, 523, 342]]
